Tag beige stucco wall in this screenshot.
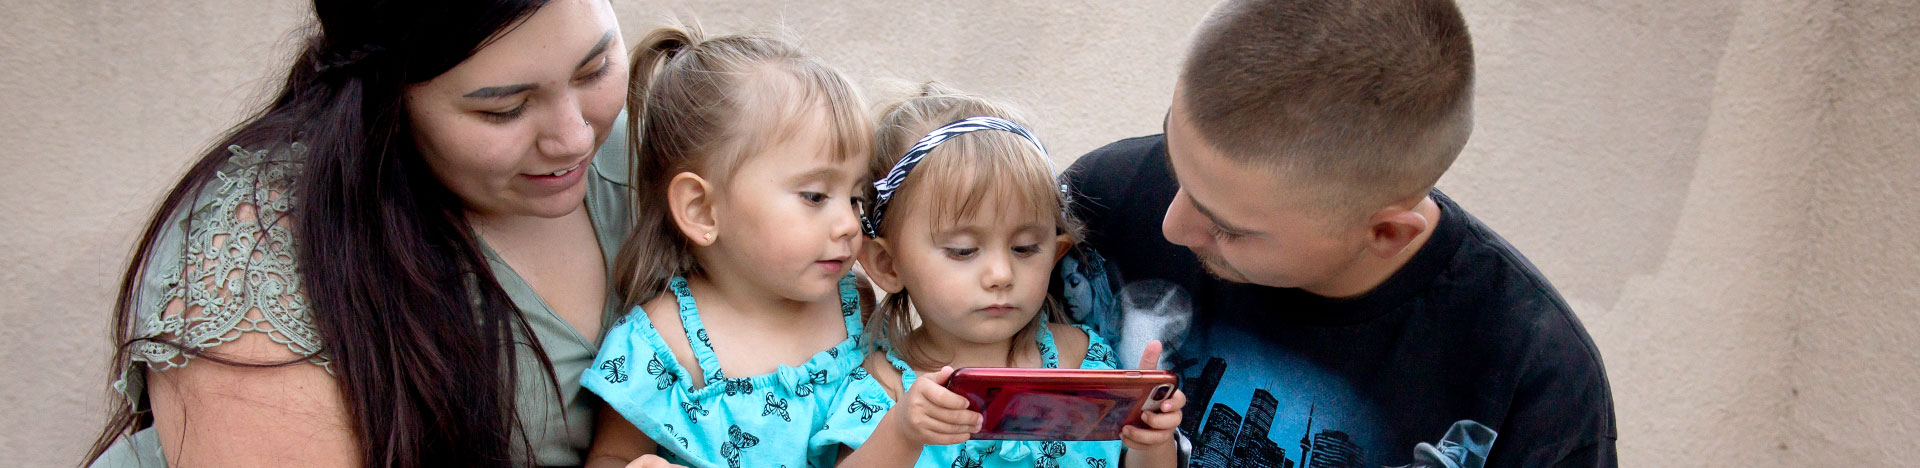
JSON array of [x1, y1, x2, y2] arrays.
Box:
[[3, 0, 1914, 466]]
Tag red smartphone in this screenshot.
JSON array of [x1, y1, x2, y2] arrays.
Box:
[[944, 367, 1178, 441]]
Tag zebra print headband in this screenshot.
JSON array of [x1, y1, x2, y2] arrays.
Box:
[[860, 116, 1066, 238]]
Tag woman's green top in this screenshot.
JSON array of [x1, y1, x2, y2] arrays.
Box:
[[93, 116, 635, 467]]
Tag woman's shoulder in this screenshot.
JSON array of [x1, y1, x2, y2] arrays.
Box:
[[143, 142, 316, 333], [589, 111, 632, 187], [164, 143, 301, 219], [154, 144, 307, 250], [585, 112, 634, 247], [117, 143, 323, 405]]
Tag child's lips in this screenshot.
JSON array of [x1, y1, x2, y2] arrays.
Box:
[[979, 305, 1018, 316], [815, 259, 847, 272]]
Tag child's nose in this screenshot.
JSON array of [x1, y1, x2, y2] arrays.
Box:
[[982, 252, 1014, 291], [828, 200, 861, 241]]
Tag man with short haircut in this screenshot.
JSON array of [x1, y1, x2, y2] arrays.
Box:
[[1057, 0, 1617, 466]]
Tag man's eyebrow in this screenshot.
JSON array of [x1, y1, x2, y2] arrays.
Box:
[[575, 30, 614, 70], [1179, 173, 1255, 236], [1191, 197, 1255, 235], [464, 30, 614, 99], [1165, 111, 1249, 234]]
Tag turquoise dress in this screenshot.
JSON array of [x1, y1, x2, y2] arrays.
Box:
[[818, 323, 1126, 468], [583, 275, 870, 468]]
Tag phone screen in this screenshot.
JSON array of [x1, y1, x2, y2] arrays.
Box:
[[947, 368, 1177, 441]]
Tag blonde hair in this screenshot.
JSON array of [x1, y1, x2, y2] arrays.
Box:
[[865, 82, 1084, 370], [612, 23, 872, 307]]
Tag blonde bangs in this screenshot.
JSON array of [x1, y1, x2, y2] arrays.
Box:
[[811, 65, 875, 166], [707, 62, 873, 180]]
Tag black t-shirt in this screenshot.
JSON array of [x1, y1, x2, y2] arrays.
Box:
[[1055, 135, 1617, 468]]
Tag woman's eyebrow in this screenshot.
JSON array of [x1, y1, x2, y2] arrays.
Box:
[[465, 83, 536, 99], [575, 30, 614, 69], [463, 30, 614, 99]]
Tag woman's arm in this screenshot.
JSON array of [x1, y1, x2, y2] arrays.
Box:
[[136, 170, 359, 467], [148, 349, 356, 467]]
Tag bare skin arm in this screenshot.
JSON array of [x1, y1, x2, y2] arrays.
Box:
[[140, 191, 357, 468], [837, 355, 981, 468], [585, 403, 686, 468], [148, 342, 357, 468]]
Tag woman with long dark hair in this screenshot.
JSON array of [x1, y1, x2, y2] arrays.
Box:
[[84, 0, 635, 466]]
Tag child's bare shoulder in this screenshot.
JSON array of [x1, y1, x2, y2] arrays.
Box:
[[863, 351, 906, 399], [636, 292, 707, 386], [638, 293, 682, 329], [1047, 322, 1091, 369]]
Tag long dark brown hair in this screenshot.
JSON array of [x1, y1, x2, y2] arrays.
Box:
[[84, 1, 563, 466]]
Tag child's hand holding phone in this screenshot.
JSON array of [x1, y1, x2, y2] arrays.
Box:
[[893, 366, 983, 446], [1122, 341, 1187, 467], [620, 454, 689, 468]]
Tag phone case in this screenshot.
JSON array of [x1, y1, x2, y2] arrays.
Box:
[[944, 367, 1178, 441]]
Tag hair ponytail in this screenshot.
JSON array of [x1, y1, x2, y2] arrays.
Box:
[[627, 25, 700, 104], [613, 23, 706, 308]]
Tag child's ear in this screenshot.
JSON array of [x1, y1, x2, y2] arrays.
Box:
[[1363, 205, 1431, 259], [1051, 233, 1076, 264], [667, 172, 720, 246], [857, 238, 907, 294]]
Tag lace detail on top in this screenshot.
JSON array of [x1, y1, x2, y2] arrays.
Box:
[[129, 144, 325, 372]]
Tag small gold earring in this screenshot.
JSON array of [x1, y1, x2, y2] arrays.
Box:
[[704, 232, 715, 242]]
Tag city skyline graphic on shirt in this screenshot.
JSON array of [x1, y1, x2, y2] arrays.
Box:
[[1176, 356, 1377, 468]]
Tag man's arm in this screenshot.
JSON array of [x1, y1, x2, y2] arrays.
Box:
[[1486, 307, 1617, 468]]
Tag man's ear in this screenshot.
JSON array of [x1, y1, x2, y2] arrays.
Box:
[[857, 237, 907, 294], [667, 172, 719, 246], [1051, 233, 1076, 264], [1363, 205, 1431, 259]]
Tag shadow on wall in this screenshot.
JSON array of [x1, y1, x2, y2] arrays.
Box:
[[1446, 1, 1740, 310]]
